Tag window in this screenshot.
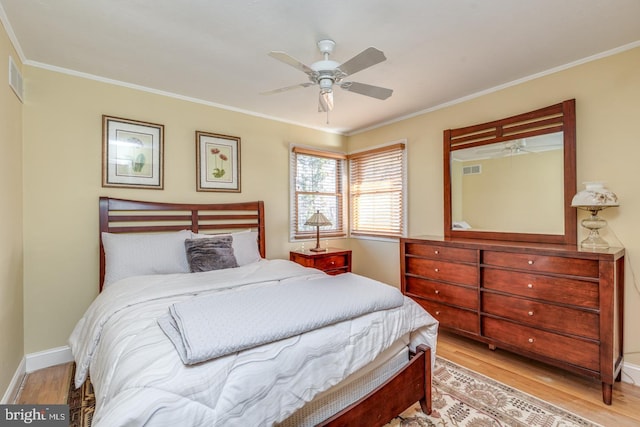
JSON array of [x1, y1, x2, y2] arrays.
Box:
[[290, 146, 346, 240], [349, 142, 406, 238]]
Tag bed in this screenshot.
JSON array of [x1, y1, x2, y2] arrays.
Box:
[[69, 197, 438, 426]]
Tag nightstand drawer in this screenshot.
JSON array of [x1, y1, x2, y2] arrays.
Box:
[[289, 248, 352, 275], [315, 255, 347, 270]]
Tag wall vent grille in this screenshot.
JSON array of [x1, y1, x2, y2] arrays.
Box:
[[462, 165, 481, 175]]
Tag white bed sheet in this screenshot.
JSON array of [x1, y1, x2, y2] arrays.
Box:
[[69, 259, 438, 427]]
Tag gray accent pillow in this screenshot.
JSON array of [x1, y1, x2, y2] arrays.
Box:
[[184, 235, 238, 273]]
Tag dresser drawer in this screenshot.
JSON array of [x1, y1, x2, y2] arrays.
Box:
[[406, 258, 478, 285], [482, 293, 599, 339], [405, 243, 477, 263], [483, 268, 599, 308], [482, 251, 599, 278], [482, 317, 599, 371], [405, 276, 477, 310], [414, 298, 479, 334]]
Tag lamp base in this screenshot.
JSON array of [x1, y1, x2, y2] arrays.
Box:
[[580, 233, 610, 250], [309, 247, 328, 252], [580, 212, 610, 250]]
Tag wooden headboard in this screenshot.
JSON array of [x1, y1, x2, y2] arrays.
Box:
[[99, 197, 265, 291]]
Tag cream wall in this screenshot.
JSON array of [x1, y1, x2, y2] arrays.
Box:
[[22, 67, 346, 353], [348, 47, 640, 365], [0, 20, 23, 397]]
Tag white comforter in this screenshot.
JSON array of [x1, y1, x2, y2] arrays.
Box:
[[69, 259, 438, 427]]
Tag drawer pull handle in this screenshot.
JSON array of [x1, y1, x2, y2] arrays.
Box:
[[330, 261, 335, 265], [527, 283, 533, 289], [434, 250, 439, 254], [435, 311, 441, 315], [528, 338, 535, 343], [435, 290, 440, 295], [528, 260, 534, 265], [434, 268, 439, 272], [528, 311, 534, 316]]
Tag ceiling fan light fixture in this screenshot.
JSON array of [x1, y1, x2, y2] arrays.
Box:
[[319, 77, 333, 91], [264, 39, 393, 114], [319, 89, 334, 112]]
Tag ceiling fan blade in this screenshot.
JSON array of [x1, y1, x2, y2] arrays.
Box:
[[340, 81, 393, 100], [260, 82, 313, 95], [318, 91, 334, 112], [268, 51, 315, 76], [338, 47, 386, 76]]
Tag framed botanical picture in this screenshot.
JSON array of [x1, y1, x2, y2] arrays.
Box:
[[102, 115, 164, 189], [196, 131, 241, 192]]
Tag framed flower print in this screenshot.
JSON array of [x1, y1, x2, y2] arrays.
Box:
[[196, 131, 241, 192]]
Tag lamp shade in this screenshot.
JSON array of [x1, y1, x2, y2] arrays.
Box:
[[571, 182, 618, 208], [305, 211, 332, 227]]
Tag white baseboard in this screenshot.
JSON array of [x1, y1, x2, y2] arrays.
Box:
[[1, 357, 25, 404], [622, 360, 640, 387], [25, 345, 73, 373]]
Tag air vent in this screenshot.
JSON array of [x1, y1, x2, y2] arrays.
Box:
[[462, 165, 481, 175], [8, 56, 24, 103]]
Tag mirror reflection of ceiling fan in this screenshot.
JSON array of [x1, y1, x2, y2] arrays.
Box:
[[477, 139, 532, 156], [261, 39, 393, 114], [475, 138, 561, 157]]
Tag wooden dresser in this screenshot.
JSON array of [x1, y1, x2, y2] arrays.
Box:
[[400, 236, 625, 405]]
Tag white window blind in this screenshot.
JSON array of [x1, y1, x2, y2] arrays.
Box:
[[290, 146, 346, 240], [349, 142, 406, 238]]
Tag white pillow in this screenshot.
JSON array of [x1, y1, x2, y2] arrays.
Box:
[[191, 230, 262, 266], [102, 230, 192, 288]]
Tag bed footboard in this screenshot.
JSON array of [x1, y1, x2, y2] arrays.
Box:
[[317, 345, 432, 427]]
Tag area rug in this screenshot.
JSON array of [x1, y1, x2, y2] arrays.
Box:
[[387, 357, 602, 427], [67, 357, 601, 427]]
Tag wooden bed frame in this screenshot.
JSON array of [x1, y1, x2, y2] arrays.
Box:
[[98, 197, 432, 425]]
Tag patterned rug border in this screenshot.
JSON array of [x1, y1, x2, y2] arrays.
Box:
[[432, 357, 604, 427], [67, 365, 94, 427]]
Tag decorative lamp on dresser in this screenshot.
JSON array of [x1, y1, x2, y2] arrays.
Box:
[[401, 100, 625, 405]]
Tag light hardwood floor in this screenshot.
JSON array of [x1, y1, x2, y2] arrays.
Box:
[[13, 331, 640, 426]]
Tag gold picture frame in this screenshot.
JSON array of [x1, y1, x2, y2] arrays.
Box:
[[102, 115, 164, 189], [196, 131, 241, 192]]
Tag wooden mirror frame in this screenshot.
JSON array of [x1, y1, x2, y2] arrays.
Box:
[[444, 99, 577, 245]]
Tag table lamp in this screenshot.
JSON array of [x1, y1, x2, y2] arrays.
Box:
[[571, 182, 619, 249], [305, 210, 332, 252]]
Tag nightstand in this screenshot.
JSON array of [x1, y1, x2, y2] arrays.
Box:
[[289, 247, 352, 275]]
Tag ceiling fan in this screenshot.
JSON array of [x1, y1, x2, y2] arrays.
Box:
[[262, 39, 393, 113]]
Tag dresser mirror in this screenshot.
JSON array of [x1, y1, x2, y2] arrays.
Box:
[[444, 99, 577, 244]]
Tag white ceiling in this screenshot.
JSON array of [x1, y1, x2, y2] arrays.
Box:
[[2, 1, 640, 135]]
